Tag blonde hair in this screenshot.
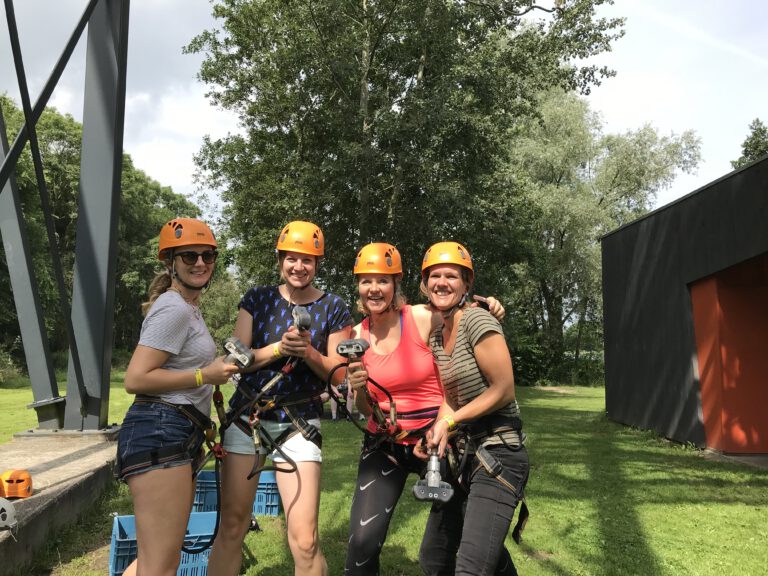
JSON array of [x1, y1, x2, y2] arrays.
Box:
[[356, 276, 407, 315], [141, 270, 172, 316]]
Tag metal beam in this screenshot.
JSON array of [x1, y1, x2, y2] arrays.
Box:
[[4, 0, 90, 423], [0, 0, 100, 197], [0, 101, 64, 429], [64, 0, 130, 429]]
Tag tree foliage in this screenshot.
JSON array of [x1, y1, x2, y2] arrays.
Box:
[[185, 1, 705, 385], [506, 90, 700, 383], [731, 118, 768, 169], [187, 0, 625, 307]]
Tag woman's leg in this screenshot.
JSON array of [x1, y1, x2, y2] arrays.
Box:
[[124, 465, 195, 576], [345, 448, 408, 575], [418, 486, 466, 576], [454, 447, 529, 576], [207, 453, 264, 576], [277, 460, 327, 576]]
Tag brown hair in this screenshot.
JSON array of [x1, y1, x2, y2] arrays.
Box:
[[141, 270, 172, 316]]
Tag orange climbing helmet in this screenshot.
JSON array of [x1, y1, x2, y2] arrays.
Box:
[[421, 241, 474, 284], [0, 469, 32, 499], [276, 221, 324, 257], [353, 243, 403, 277], [158, 218, 217, 260]]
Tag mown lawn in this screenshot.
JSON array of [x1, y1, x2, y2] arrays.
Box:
[[2, 383, 767, 575]]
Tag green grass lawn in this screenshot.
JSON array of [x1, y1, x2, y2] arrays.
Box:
[[2, 383, 767, 575]]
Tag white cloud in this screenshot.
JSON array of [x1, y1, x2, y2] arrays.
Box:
[[124, 82, 240, 206]]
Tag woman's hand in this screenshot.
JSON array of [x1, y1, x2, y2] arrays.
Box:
[[413, 438, 431, 461], [202, 355, 240, 385], [280, 325, 311, 357], [473, 295, 506, 321], [346, 361, 368, 391], [425, 417, 452, 458]]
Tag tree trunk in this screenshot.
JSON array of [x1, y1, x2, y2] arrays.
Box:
[[358, 0, 371, 241], [572, 297, 589, 383]]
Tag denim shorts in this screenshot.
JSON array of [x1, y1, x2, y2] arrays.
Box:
[[116, 401, 205, 481], [222, 417, 322, 463]]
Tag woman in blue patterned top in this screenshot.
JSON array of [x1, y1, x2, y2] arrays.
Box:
[[208, 220, 352, 576]]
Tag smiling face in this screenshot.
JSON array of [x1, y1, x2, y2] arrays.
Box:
[[357, 273, 396, 315], [425, 264, 470, 310], [280, 250, 317, 289], [171, 244, 216, 289]]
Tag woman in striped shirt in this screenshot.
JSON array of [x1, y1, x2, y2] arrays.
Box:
[[417, 242, 529, 576]]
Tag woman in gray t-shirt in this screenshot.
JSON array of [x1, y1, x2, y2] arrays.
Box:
[[116, 218, 238, 576]]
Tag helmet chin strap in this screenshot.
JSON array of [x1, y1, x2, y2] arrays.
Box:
[[437, 292, 468, 320]]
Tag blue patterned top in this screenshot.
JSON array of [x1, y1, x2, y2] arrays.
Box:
[[230, 285, 353, 422]]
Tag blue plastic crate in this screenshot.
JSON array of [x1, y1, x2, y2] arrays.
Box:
[[254, 476, 281, 516], [109, 511, 216, 576], [194, 470, 281, 516]]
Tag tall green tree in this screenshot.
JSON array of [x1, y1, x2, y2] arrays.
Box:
[[506, 90, 700, 383], [731, 118, 768, 169], [187, 0, 624, 304]]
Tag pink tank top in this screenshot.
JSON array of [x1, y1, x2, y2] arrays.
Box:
[[360, 305, 443, 443]]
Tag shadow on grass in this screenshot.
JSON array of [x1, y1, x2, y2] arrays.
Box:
[[523, 392, 768, 575]]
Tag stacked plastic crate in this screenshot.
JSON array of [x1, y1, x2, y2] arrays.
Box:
[[109, 471, 281, 576]]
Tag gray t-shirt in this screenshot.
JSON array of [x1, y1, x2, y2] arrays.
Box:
[[138, 290, 216, 413]]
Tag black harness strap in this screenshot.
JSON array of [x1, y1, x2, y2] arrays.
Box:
[[473, 444, 529, 544], [224, 387, 326, 480], [134, 395, 214, 430], [447, 414, 530, 544]]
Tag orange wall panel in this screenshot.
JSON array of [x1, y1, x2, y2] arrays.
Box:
[[715, 258, 768, 453], [691, 253, 768, 453]]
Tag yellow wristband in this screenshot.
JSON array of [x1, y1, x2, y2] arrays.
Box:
[[195, 368, 204, 387], [272, 343, 282, 358], [441, 414, 456, 431]]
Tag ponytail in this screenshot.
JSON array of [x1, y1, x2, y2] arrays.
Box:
[[141, 271, 172, 316]]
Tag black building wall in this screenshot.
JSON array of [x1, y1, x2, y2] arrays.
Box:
[[601, 156, 768, 446]]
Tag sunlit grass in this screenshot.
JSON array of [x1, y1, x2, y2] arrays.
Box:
[[2, 383, 767, 575]]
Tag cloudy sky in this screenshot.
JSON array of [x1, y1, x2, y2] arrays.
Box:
[[1, 0, 766, 215]]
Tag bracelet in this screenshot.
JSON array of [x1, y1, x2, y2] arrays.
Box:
[[272, 343, 282, 358], [440, 414, 456, 431], [194, 368, 204, 387]]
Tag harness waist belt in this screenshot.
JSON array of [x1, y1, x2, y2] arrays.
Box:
[[134, 395, 213, 431]]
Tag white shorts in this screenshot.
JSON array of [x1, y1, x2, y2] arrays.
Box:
[[222, 418, 322, 463]]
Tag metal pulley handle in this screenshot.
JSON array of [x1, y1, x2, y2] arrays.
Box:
[[413, 450, 454, 503], [292, 305, 311, 332], [223, 337, 254, 370]]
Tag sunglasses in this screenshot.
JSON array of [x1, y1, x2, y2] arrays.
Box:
[[175, 250, 218, 265]]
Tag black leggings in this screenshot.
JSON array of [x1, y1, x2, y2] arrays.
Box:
[[345, 438, 426, 575], [419, 444, 529, 576]]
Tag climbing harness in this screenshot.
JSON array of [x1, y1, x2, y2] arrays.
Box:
[[326, 338, 442, 454], [218, 305, 325, 481], [431, 415, 530, 544]]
